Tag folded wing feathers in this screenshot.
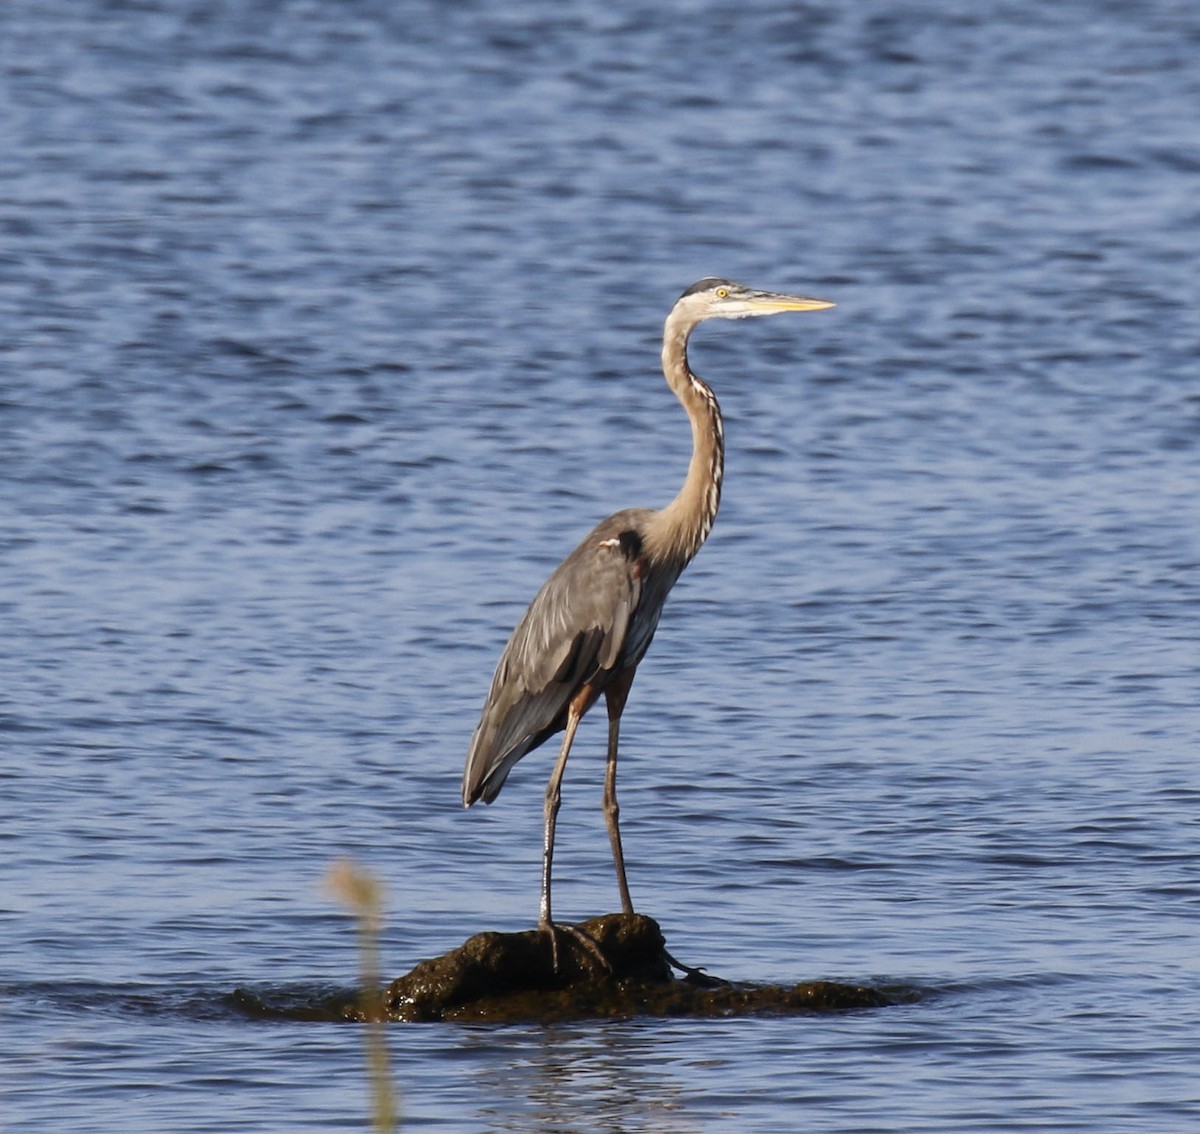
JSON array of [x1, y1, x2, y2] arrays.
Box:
[[462, 525, 643, 805]]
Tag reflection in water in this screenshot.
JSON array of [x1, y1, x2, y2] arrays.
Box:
[[467, 1023, 699, 1134]]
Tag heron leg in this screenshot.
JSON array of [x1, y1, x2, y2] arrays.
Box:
[[603, 668, 637, 916], [539, 692, 613, 974], [540, 703, 582, 931]]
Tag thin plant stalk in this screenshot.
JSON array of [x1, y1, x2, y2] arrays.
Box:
[[325, 859, 398, 1133]]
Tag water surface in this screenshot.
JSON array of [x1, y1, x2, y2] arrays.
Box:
[[3, 1, 1199, 1130]]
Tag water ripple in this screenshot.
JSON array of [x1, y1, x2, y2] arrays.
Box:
[[5, 0, 1200, 1131]]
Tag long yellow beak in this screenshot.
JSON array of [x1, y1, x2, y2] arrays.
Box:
[[749, 292, 836, 313]]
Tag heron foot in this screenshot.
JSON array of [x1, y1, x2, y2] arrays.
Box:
[[663, 947, 730, 988], [540, 920, 613, 975]]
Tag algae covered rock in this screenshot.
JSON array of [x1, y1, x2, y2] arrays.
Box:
[[376, 913, 894, 1023]]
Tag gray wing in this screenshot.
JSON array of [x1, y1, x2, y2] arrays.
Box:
[[462, 515, 645, 806]]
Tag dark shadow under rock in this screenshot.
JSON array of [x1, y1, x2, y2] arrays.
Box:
[[373, 914, 897, 1023]]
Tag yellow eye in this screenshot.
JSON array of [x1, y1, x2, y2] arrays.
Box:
[[715, 287, 729, 298]]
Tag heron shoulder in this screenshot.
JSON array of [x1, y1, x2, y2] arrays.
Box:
[[504, 509, 651, 671]]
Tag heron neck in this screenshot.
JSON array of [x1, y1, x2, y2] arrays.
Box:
[[650, 314, 725, 568]]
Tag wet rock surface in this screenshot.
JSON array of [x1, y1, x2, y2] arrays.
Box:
[[372, 914, 896, 1023]]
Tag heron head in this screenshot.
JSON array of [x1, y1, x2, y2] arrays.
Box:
[[678, 277, 835, 321]]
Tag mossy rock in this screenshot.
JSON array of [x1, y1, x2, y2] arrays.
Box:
[[371, 914, 895, 1023]]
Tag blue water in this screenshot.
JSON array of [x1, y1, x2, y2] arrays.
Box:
[[3, 0, 1200, 1129]]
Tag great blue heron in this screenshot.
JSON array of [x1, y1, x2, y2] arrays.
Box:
[[462, 277, 834, 947]]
